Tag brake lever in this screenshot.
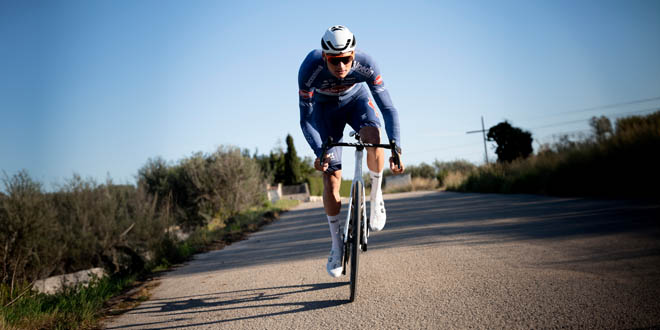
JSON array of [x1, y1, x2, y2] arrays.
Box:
[[389, 140, 401, 169], [320, 137, 334, 171]]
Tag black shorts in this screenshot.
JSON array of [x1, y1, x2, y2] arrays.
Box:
[[313, 85, 381, 172]]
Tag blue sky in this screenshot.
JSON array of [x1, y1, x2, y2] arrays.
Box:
[[2, 0, 659, 186]]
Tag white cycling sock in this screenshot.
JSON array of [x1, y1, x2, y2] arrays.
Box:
[[370, 170, 383, 200], [327, 215, 342, 250]]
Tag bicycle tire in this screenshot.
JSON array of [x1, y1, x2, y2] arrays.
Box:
[[349, 181, 362, 302]]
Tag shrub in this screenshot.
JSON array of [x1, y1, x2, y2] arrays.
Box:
[[404, 163, 436, 179], [0, 171, 173, 289], [0, 171, 59, 292], [186, 146, 266, 221], [450, 111, 660, 199], [434, 160, 477, 187], [138, 146, 266, 231], [443, 171, 470, 190]]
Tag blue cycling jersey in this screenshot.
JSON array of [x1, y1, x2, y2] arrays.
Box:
[[298, 49, 401, 157]]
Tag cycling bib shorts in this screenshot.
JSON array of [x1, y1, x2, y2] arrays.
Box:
[[314, 84, 381, 172]]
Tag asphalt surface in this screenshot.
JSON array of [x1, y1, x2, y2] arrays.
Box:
[[104, 191, 660, 329]]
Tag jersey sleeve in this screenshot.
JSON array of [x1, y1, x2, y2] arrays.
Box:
[[298, 53, 323, 157], [365, 58, 401, 148]]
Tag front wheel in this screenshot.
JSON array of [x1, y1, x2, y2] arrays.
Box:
[[349, 181, 362, 302]]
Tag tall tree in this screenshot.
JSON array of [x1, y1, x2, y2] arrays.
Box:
[[487, 121, 533, 163], [283, 134, 303, 185]]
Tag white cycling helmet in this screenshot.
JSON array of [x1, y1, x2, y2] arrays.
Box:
[[321, 25, 356, 55]]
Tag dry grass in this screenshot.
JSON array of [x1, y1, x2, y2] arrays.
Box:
[[382, 177, 439, 194], [442, 171, 470, 190], [411, 177, 439, 191]]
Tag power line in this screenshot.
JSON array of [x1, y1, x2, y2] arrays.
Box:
[[537, 129, 591, 140], [555, 96, 660, 115], [523, 96, 660, 120], [607, 107, 659, 117], [531, 118, 588, 130], [414, 101, 659, 163], [528, 107, 659, 130]]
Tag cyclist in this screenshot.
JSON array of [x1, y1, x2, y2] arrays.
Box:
[[298, 25, 404, 277]]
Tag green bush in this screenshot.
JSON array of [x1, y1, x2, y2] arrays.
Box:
[[138, 146, 266, 230], [404, 162, 436, 179], [0, 172, 173, 289], [0, 171, 59, 290], [0, 185, 299, 330], [306, 175, 351, 197]]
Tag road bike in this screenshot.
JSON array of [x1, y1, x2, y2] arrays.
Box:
[[321, 132, 400, 302]]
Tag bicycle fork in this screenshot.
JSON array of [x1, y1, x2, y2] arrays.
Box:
[[342, 147, 369, 251]]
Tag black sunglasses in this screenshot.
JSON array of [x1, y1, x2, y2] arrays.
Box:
[[327, 55, 353, 65]]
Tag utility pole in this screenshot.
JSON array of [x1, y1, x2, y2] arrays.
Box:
[[466, 116, 489, 164]]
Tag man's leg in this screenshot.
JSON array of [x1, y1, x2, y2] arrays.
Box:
[[323, 169, 342, 217], [360, 126, 387, 231], [360, 126, 384, 173], [323, 169, 344, 277]]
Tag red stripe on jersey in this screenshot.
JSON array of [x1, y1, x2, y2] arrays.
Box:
[[299, 90, 314, 98]]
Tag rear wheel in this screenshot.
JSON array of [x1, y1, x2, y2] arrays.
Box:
[[349, 181, 362, 302]]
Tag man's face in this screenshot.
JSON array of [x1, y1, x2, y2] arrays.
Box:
[[324, 51, 354, 79]]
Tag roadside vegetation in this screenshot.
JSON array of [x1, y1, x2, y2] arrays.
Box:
[[447, 111, 660, 200], [379, 160, 476, 194], [1, 146, 298, 330], [5, 110, 656, 328]]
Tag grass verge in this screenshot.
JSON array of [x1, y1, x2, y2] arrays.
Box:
[[382, 177, 440, 194], [307, 176, 352, 197], [0, 199, 299, 330]]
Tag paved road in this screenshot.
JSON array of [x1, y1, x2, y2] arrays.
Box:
[[105, 191, 660, 329]]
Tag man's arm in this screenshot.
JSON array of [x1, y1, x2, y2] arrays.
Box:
[[361, 54, 403, 173], [298, 53, 324, 158], [298, 90, 323, 158], [367, 70, 401, 149]]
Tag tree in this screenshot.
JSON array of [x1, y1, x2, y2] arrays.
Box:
[[283, 134, 303, 185], [589, 115, 613, 142], [256, 135, 314, 185], [487, 121, 533, 163]]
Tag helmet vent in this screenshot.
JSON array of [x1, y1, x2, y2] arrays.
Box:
[[321, 25, 355, 54]]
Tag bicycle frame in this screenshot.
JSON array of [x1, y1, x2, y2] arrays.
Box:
[[320, 133, 400, 248], [320, 133, 400, 302], [343, 146, 369, 247]]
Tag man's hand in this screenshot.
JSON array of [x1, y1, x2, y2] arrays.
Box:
[[314, 155, 330, 172], [389, 151, 404, 174]]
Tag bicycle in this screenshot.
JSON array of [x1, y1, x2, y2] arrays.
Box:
[[321, 131, 401, 302]]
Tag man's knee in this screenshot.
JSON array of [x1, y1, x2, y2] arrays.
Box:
[[323, 170, 342, 192], [360, 126, 381, 144]]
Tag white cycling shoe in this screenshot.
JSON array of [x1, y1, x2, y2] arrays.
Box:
[[369, 191, 387, 231], [326, 248, 344, 277]]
